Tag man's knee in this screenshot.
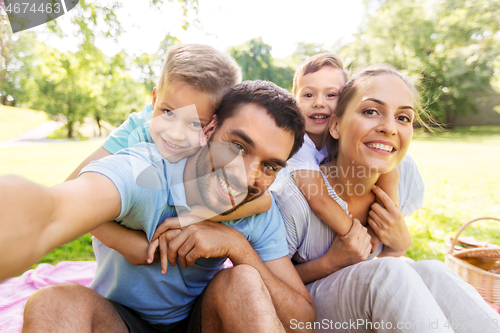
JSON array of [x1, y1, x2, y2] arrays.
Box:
[[24, 284, 92, 322], [215, 264, 264, 293], [207, 264, 269, 306]]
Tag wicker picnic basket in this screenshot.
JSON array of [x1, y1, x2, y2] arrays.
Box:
[[445, 217, 500, 306]]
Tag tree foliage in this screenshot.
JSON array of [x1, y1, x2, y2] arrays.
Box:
[[229, 38, 295, 91], [340, 0, 500, 128], [0, 0, 192, 137]]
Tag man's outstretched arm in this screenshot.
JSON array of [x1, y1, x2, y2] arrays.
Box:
[[0, 173, 120, 280]]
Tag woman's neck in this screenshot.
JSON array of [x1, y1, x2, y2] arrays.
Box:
[[328, 155, 380, 205], [307, 132, 325, 151]]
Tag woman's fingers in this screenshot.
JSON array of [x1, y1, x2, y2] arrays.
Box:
[[372, 185, 396, 212]]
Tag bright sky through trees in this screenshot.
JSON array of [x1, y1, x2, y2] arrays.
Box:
[[34, 0, 364, 58]]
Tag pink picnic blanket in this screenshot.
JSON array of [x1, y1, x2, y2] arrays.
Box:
[[0, 261, 96, 332], [1, 260, 499, 332]]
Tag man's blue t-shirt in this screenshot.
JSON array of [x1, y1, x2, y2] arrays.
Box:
[[102, 103, 154, 154], [80, 143, 288, 325]]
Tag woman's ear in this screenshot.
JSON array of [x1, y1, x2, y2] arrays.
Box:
[[200, 114, 218, 146], [329, 117, 340, 139]]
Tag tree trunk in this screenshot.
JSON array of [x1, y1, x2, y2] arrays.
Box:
[[444, 106, 455, 129], [67, 121, 74, 138]]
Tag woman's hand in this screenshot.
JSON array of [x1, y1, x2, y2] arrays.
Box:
[[368, 185, 412, 256]]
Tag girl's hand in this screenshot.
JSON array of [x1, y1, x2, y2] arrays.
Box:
[[328, 218, 372, 268], [368, 185, 412, 256]]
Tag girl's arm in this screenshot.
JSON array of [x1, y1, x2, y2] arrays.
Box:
[[294, 169, 353, 236], [294, 219, 372, 284]]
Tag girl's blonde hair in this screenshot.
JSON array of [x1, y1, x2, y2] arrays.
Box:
[[292, 53, 349, 96], [324, 64, 426, 162]]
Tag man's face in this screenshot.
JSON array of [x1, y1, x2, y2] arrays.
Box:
[[195, 103, 294, 215]]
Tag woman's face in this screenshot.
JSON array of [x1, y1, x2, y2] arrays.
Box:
[[329, 74, 414, 174]]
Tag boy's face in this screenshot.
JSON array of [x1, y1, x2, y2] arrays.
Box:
[[150, 84, 215, 163], [295, 66, 346, 138]]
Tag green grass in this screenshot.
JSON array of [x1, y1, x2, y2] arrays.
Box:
[[406, 126, 500, 260], [0, 105, 48, 141], [1, 126, 499, 270], [0, 141, 104, 267]]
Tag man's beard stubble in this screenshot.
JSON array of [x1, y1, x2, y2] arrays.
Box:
[[195, 142, 265, 217]]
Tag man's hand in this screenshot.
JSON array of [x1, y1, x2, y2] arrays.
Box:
[[165, 221, 247, 268], [368, 185, 411, 256]]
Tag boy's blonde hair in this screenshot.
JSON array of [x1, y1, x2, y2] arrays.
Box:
[[292, 53, 349, 96], [157, 44, 242, 107]]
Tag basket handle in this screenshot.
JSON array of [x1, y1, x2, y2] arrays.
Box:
[[447, 217, 500, 255]]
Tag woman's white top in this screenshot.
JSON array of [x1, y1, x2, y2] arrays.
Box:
[[270, 154, 425, 263]]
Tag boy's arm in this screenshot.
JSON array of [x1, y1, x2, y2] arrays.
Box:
[[91, 222, 158, 265], [293, 170, 353, 236], [0, 173, 121, 280], [66, 147, 111, 181], [191, 190, 272, 222]]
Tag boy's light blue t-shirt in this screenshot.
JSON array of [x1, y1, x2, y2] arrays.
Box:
[[102, 103, 154, 154], [80, 143, 288, 325]]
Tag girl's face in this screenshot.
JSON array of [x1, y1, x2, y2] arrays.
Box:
[[295, 66, 346, 137], [329, 74, 414, 174]]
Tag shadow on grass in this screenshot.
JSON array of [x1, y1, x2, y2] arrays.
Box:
[[407, 209, 500, 261]]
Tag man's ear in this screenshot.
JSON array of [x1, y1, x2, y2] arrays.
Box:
[[152, 87, 157, 109], [329, 116, 340, 139], [200, 114, 218, 146]]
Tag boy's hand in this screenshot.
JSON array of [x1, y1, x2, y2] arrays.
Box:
[[368, 185, 411, 254], [149, 215, 205, 274], [117, 229, 160, 266], [151, 214, 203, 241]]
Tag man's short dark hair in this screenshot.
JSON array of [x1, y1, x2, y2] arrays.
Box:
[[215, 80, 305, 159]]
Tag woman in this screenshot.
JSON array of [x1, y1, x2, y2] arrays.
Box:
[[271, 64, 500, 333]]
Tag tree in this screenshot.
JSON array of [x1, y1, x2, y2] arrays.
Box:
[[229, 37, 295, 91], [290, 42, 331, 67], [339, 0, 500, 128], [133, 35, 181, 93]]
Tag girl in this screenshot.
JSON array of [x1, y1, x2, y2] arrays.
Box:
[[271, 64, 500, 333]]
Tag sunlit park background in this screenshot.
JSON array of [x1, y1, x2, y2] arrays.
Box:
[[0, 0, 499, 270]]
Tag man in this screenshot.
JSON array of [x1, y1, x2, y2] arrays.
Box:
[[0, 81, 315, 332]]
